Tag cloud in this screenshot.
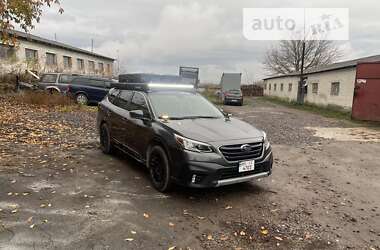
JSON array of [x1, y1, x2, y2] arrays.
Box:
[[29, 0, 380, 83]]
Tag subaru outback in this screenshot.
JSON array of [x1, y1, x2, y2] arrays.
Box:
[[97, 83, 273, 192]]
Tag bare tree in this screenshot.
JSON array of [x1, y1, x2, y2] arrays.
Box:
[[264, 40, 342, 75]]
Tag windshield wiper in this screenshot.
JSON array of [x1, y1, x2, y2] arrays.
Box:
[[159, 115, 220, 120], [181, 116, 220, 119]]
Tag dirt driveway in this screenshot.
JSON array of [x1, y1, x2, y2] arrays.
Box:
[[0, 96, 379, 250]]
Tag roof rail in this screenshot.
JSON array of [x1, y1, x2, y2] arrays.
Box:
[[112, 82, 195, 92]]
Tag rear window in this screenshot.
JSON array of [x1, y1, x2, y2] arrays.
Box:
[[41, 74, 57, 83], [71, 78, 105, 88]]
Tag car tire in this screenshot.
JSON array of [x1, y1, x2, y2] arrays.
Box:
[[147, 145, 173, 192], [99, 123, 113, 154], [76, 93, 88, 105]]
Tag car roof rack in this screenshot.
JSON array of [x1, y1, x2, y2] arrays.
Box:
[[112, 82, 195, 92]]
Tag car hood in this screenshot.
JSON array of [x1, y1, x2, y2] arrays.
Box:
[[161, 117, 263, 143]]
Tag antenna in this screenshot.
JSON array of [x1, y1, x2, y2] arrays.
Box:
[[54, 33, 57, 41], [91, 39, 94, 52]]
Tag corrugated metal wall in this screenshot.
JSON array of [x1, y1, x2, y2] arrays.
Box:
[[352, 62, 380, 122]]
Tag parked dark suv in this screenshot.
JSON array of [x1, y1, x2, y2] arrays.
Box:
[[67, 76, 114, 105], [97, 83, 273, 192]]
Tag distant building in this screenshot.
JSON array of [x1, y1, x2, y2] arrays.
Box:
[[263, 55, 380, 109], [0, 30, 115, 77]]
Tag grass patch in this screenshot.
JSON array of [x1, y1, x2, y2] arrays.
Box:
[[261, 96, 352, 120], [202, 89, 222, 105], [261, 96, 380, 128], [12, 90, 74, 107]]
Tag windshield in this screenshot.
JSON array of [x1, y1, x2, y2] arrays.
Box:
[[227, 89, 242, 94], [148, 92, 224, 119]]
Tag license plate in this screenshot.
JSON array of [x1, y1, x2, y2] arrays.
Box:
[[239, 160, 255, 172], [231, 99, 238, 102]]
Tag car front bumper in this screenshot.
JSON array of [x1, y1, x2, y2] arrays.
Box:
[[171, 147, 273, 188], [224, 97, 243, 103]]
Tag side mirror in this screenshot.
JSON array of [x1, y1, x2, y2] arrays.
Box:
[[130, 110, 144, 119], [130, 110, 150, 120]]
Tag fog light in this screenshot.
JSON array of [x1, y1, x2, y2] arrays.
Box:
[[191, 174, 197, 184]]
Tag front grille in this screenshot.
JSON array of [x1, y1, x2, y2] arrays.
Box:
[[219, 165, 267, 180], [219, 142, 263, 162]]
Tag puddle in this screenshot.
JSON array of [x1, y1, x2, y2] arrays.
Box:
[[306, 127, 380, 142], [28, 180, 60, 192]]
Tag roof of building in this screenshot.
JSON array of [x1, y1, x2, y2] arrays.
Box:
[[263, 54, 380, 80], [6, 30, 115, 61]]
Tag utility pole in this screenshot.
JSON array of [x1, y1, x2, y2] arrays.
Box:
[[297, 40, 306, 104]]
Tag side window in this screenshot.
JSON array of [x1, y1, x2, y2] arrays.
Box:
[[41, 74, 57, 83], [81, 79, 103, 87], [116, 90, 133, 110], [130, 92, 149, 115], [59, 74, 73, 83], [107, 89, 120, 104]]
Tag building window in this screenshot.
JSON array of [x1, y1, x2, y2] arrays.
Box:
[[25, 48, 38, 62], [46, 52, 57, 66], [98, 62, 104, 73], [331, 82, 340, 96], [63, 56, 72, 69], [88, 61, 95, 72], [269, 84, 271, 91], [77, 59, 84, 70], [0, 44, 14, 59], [107, 64, 112, 74], [274, 84, 277, 91], [280, 83, 284, 91], [288, 83, 292, 92], [264, 84, 267, 90], [312, 83, 319, 94]]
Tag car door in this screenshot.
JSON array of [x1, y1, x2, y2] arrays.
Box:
[[111, 90, 134, 149], [86, 79, 107, 102], [127, 92, 154, 158]]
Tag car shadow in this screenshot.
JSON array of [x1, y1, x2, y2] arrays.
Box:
[[108, 148, 270, 201]]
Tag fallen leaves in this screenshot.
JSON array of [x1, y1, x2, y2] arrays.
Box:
[[124, 238, 134, 242], [260, 227, 269, 236], [169, 222, 175, 227], [143, 213, 150, 219], [220, 235, 229, 241], [207, 235, 213, 240], [225, 205, 233, 210], [304, 232, 312, 240], [274, 236, 283, 241]]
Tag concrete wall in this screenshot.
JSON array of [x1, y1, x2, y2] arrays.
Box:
[[263, 76, 299, 101], [263, 68, 357, 109], [304, 68, 356, 109], [14, 39, 114, 78]]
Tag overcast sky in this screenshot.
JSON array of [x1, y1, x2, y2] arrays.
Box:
[[31, 0, 380, 83]]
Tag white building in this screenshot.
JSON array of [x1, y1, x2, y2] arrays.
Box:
[[263, 55, 380, 109], [0, 30, 115, 78]]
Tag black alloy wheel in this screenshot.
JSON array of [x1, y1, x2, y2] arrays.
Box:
[[148, 146, 172, 192], [100, 123, 113, 154]]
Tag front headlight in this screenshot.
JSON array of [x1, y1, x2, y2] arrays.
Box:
[[175, 134, 214, 153], [263, 131, 270, 150]]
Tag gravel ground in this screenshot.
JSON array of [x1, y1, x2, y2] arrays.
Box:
[[0, 96, 379, 250]]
